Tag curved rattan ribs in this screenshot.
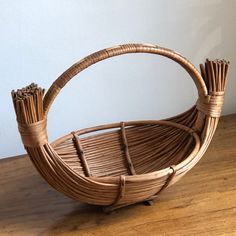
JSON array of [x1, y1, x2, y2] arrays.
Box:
[[11, 44, 229, 211]]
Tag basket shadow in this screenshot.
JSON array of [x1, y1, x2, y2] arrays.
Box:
[[0, 157, 147, 235], [42, 202, 149, 236], [0, 157, 86, 233]]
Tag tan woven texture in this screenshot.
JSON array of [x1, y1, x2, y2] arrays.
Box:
[[11, 44, 229, 211]]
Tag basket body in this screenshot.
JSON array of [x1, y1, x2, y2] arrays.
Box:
[[11, 44, 229, 211]]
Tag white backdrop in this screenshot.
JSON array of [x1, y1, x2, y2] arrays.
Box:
[[0, 0, 235, 158]]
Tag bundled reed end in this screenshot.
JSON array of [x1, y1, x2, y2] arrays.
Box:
[[11, 83, 48, 147], [200, 59, 230, 93], [197, 59, 230, 118]]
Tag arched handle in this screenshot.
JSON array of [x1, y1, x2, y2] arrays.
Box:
[[43, 43, 208, 115]]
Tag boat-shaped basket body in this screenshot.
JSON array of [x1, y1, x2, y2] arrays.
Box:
[[12, 44, 229, 211]]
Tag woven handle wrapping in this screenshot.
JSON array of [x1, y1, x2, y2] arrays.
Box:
[[43, 43, 208, 115]]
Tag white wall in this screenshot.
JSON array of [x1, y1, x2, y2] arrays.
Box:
[[0, 0, 235, 158]]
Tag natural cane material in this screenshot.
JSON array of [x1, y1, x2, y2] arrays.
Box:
[[11, 44, 229, 211]]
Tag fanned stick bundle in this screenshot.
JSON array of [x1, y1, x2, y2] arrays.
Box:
[[11, 84, 47, 148], [11, 83, 45, 124], [196, 59, 230, 119], [182, 59, 230, 180], [10, 44, 230, 211], [200, 59, 229, 93]]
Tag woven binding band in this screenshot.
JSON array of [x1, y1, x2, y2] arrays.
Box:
[[153, 165, 176, 197], [18, 119, 48, 147], [196, 92, 225, 118], [110, 175, 126, 206]]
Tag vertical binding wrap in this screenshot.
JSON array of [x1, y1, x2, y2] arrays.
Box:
[[120, 122, 136, 175], [72, 132, 91, 177]]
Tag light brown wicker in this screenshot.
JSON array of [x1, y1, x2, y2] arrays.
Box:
[[12, 44, 229, 212]]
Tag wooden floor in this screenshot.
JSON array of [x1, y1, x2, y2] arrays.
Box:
[[0, 114, 236, 236]]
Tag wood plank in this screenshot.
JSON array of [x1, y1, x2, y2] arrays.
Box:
[[0, 114, 236, 236]]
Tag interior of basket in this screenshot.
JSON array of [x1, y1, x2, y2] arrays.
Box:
[[52, 121, 197, 177]]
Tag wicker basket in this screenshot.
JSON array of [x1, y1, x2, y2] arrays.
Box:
[[12, 44, 229, 211]]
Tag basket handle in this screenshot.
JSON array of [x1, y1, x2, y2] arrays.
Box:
[[43, 43, 208, 115]]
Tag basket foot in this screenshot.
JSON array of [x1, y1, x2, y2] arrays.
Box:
[[102, 203, 128, 213], [102, 199, 155, 213], [143, 200, 154, 206]]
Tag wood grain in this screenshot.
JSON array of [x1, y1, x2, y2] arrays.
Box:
[[1, 114, 236, 236]]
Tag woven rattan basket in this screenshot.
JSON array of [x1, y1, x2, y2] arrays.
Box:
[[12, 44, 229, 211]]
